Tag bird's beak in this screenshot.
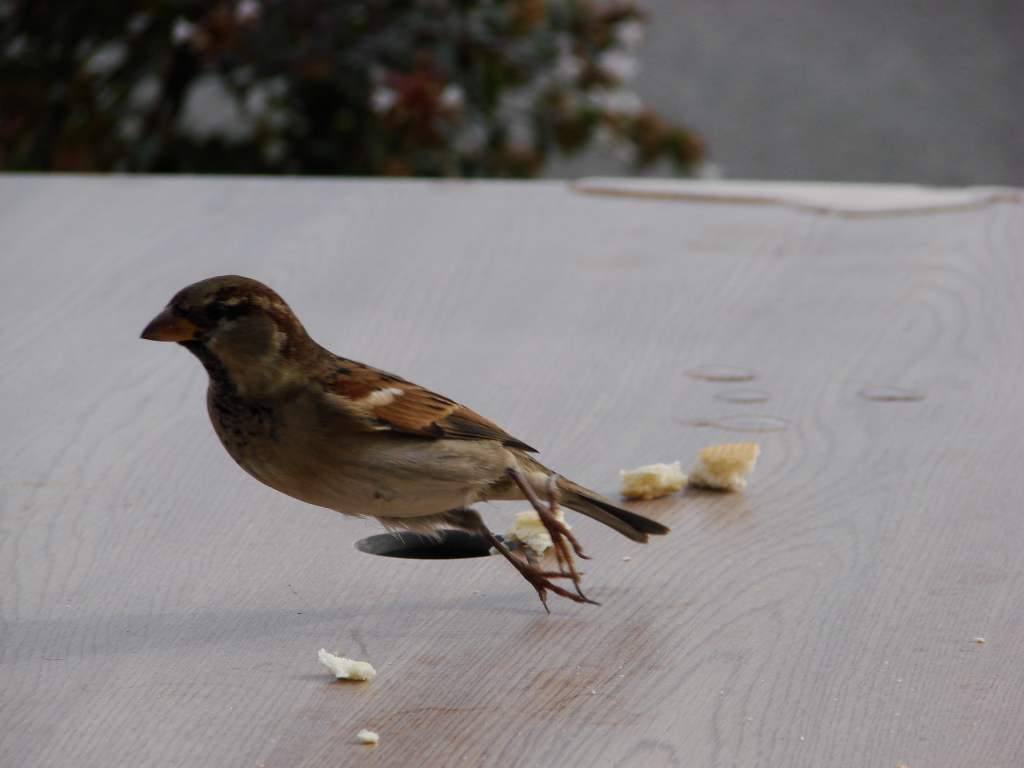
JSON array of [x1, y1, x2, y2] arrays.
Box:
[[140, 307, 199, 342]]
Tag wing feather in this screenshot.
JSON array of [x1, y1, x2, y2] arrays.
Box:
[[323, 358, 536, 452]]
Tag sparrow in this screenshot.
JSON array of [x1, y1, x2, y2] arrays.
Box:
[[141, 276, 669, 609]]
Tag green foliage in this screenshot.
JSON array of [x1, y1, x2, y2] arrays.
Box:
[[1, 0, 703, 176]]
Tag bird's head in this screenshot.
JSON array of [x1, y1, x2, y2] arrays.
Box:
[[141, 275, 316, 395]]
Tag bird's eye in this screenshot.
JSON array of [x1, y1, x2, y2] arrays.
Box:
[[205, 302, 226, 322]]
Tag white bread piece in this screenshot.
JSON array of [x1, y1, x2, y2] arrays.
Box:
[[619, 461, 687, 500], [318, 648, 377, 681], [688, 443, 760, 491], [504, 508, 569, 556], [357, 730, 379, 745]]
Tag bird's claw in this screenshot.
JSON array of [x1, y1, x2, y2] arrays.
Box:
[[505, 468, 600, 608]]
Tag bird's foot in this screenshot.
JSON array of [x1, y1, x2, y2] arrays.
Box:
[[517, 562, 600, 613], [445, 507, 597, 611], [489, 529, 598, 611], [507, 469, 596, 605]]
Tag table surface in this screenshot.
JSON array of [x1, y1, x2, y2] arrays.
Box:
[[2, 176, 1022, 768]]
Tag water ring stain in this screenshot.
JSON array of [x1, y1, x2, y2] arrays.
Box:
[[858, 386, 926, 402], [686, 365, 757, 383], [682, 415, 789, 433]]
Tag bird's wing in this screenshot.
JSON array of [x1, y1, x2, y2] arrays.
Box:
[[322, 358, 537, 452]]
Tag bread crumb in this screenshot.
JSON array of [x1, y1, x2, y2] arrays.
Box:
[[688, 443, 760, 491], [619, 462, 687, 500], [504, 508, 569, 556], [318, 648, 376, 682], [896, 763, 910, 768], [357, 729, 379, 745], [974, 637, 986, 645], [621, 556, 631, 561]]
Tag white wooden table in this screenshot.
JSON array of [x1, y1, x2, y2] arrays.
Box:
[[1, 176, 1022, 767]]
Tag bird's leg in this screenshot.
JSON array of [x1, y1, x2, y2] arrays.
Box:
[[443, 509, 597, 612], [508, 469, 590, 560], [544, 474, 590, 560], [506, 469, 593, 602], [543, 474, 592, 601]]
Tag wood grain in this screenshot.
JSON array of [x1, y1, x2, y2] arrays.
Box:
[[1, 176, 1023, 767]]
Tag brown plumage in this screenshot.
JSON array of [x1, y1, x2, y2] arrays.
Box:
[[141, 275, 669, 609], [323, 359, 537, 451]]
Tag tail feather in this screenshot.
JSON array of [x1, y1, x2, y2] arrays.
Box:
[[558, 478, 670, 543]]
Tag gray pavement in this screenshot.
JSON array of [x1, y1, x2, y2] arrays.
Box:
[[553, 0, 1022, 185]]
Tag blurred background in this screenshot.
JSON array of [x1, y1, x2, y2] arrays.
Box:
[[2, 0, 1021, 184]]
